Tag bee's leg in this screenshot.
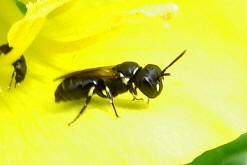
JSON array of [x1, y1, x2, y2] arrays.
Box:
[[147, 98, 150, 104], [132, 95, 149, 104], [105, 86, 119, 118], [68, 86, 95, 126], [129, 83, 143, 101], [131, 94, 144, 101], [8, 71, 15, 90], [14, 81, 19, 88]]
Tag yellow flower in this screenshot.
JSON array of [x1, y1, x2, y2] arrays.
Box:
[[1, 0, 247, 164]]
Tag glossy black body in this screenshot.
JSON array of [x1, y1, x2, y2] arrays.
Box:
[[106, 62, 141, 97], [54, 50, 186, 125], [12, 55, 27, 84], [55, 62, 141, 102], [55, 77, 104, 102], [134, 64, 163, 98], [0, 43, 27, 87]]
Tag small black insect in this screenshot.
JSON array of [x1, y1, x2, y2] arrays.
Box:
[[55, 50, 186, 125], [0, 43, 27, 88]]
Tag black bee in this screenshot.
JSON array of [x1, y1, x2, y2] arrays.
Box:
[[0, 44, 27, 88], [55, 50, 186, 125]]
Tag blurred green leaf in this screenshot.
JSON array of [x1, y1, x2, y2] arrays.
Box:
[[13, 0, 27, 14], [188, 133, 247, 165]]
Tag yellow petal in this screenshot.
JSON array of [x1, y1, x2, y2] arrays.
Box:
[[0, 0, 23, 43], [1, 0, 247, 164], [33, 1, 177, 55], [0, 0, 75, 65]]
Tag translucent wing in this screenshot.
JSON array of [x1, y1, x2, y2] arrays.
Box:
[[54, 66, 120, 81]]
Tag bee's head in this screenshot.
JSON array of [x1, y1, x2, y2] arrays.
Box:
[[134, 50, 186, 98], [134, 64, 166, 98]]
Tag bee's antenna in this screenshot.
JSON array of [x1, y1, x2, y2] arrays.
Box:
[[161, 50, 186, 75]]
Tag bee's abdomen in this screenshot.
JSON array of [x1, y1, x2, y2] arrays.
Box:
[[55, 78, 96, 102]]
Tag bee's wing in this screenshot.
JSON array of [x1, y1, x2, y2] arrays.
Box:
[[54, 66, 119, 81]]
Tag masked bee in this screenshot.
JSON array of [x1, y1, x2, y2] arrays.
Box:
[[55, 50, 186, 125], [0, 44, 27, 88]]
